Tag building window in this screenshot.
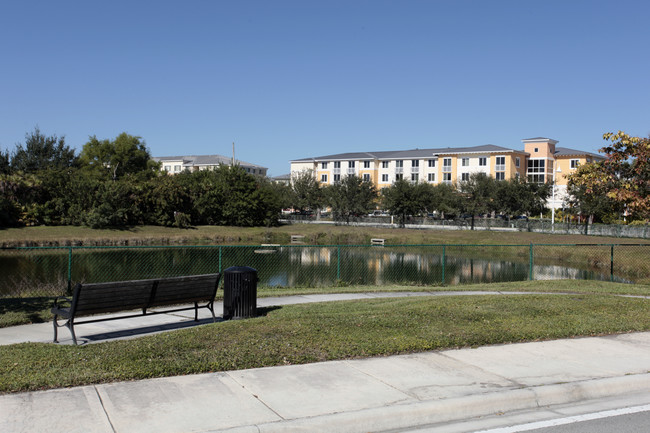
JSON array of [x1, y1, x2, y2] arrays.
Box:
[[334, 161, 341, 169], [395, 173, 403, 181], [495, 156, 505, 172], [363, 161, 371, 169], [363, 173, 371, 182], [333, 174, 341, 183], [571, 159, 580, 169], [349, 161, 355, 168], [174, 165, 181, 172], [382, 174, 389, 182], [395, 160, 403, 167], [321, 174, 328, 183], [443, 173, 452, 184], [428, 159, 436, 167], [528, 174, 544, 183], [461, 173, 470, 181], [382, 161, 389, 168], [428, 173, 435, 182], [495, 172, 505, 181], [461, 157, 469, 167], [534, 148, 539, 153], [443, 158, 452, 172], [321, 162, 328, 169], [411, 159, 419, 167], [411, 173, 419, 183], [479, 157, 487, 166], [163, 165, 171, 171], [515, 157, 520, 168]]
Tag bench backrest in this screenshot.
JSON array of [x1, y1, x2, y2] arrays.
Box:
[[70, 273, 221, 317], [71, 278, 157, 316], [149, 273, 221, 308]]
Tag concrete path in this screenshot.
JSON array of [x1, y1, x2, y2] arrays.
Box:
[[1, 293, 649, 433]]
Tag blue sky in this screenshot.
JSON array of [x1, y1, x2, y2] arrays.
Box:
[[1, 0, 649, 176]]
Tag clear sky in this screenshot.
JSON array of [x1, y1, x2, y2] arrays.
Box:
[[1, 0, 649, 176]]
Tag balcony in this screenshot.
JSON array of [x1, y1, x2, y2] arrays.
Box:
[[347, 168, 356, 175], [495, 165, 505, 172], [333, 168, 341, 174], [395, 167, 404, 174]]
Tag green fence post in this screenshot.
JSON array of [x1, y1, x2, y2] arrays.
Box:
[[442, 245, 446, 285], [67, 246, 73, 295], [610, 244, 614, 282], [529, 243, 534, 281], [337, 246, 341, 281]]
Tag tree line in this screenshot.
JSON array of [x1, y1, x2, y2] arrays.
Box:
[[0, 128, 288, 228], [2, 128, 646, 229], [291, 170, 550, 229]]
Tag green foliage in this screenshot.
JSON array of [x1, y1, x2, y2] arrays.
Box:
[[458, 173, 496, 228], [0, 148, 10, 175], [567, 131, 650, 222], [290, 170, 324, 212], [325, 175, 378, 223], [382, 179, 426, 226], [79, 132, 153, 180], [495, 177, 551, 219], [10, 127, 77, 173]]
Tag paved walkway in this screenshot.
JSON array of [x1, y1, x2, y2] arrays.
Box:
[[1, 293, 649, 433]]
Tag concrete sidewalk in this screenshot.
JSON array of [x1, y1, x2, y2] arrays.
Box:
[[1, 294, 649, 433]]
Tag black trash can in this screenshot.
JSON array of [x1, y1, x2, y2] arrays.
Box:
[[223, 266, 257, 320]]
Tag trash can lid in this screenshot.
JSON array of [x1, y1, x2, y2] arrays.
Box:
[[224, 266, 257, 273]]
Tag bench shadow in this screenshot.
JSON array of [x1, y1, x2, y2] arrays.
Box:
[[79, 306, 282, 343], [81, 317, 225, 342]]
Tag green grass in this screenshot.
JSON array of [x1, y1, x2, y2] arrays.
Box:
[[2, 224, 649, 247], [1, 290, 648, 394], [2, 280, 648, 328]]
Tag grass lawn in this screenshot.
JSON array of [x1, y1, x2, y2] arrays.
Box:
[[2, 224, 650, 247], [0, 280, 648, 394], [2, 279, 648, 328]]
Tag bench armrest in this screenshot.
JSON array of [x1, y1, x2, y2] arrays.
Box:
[[53, 296, 72, 308]]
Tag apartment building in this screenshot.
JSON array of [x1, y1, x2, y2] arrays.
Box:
[[290, 137, 604, 209], [153, 154, 268, 176]]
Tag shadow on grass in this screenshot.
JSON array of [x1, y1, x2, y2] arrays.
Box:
[[0, 297, 54, 324]]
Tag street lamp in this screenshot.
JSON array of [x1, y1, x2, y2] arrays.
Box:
[[551, 165, 562, 231]]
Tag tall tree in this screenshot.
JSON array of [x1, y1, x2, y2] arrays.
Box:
[[381, 179, 425, 227], [457, 173, 497, 229], [290, 170, 324, 214], [567, 131, 649, 221], [495, 177, 551, 221], [79, 132, 154, 180], [0, 148, 10, 174], [10, 127, 77, 173], [325, 175, 378, 224]]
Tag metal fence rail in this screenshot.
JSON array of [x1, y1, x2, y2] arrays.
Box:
[[1, 243, 648, 298]]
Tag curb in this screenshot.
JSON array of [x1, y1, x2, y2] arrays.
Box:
[[208, 373, 650, 433]]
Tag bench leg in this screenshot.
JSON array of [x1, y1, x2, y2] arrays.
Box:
[[66, 320, 78, 346], [52, 315, 59, 343], [194, 302, 199, 321]]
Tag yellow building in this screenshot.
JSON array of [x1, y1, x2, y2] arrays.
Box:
[[290, 138, 604, 210]]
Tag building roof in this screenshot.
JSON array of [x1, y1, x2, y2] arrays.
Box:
[[291, 145, 524, 163], [153, 154, 267, 169], [554, 147, 604, 159]]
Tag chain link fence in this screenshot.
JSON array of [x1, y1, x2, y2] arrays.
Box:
[[2, 243, 648, 298], [284, 215, 650, 239]]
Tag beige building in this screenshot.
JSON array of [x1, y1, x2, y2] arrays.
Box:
[[290, 137, 604, 210], [153, 154, 268, 176]]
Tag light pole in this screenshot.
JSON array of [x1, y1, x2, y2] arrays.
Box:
[[551, 165, 562, 231]]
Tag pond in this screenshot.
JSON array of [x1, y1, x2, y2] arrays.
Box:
[[0, 245, 630, 297]]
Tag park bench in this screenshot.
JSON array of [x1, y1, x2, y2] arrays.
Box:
[[51, 273, 221, 345]]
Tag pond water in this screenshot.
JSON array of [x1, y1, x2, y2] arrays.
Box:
[[0, 245, 629, 297]]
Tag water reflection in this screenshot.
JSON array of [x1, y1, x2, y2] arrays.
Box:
[[0, 246, 630, 296]]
